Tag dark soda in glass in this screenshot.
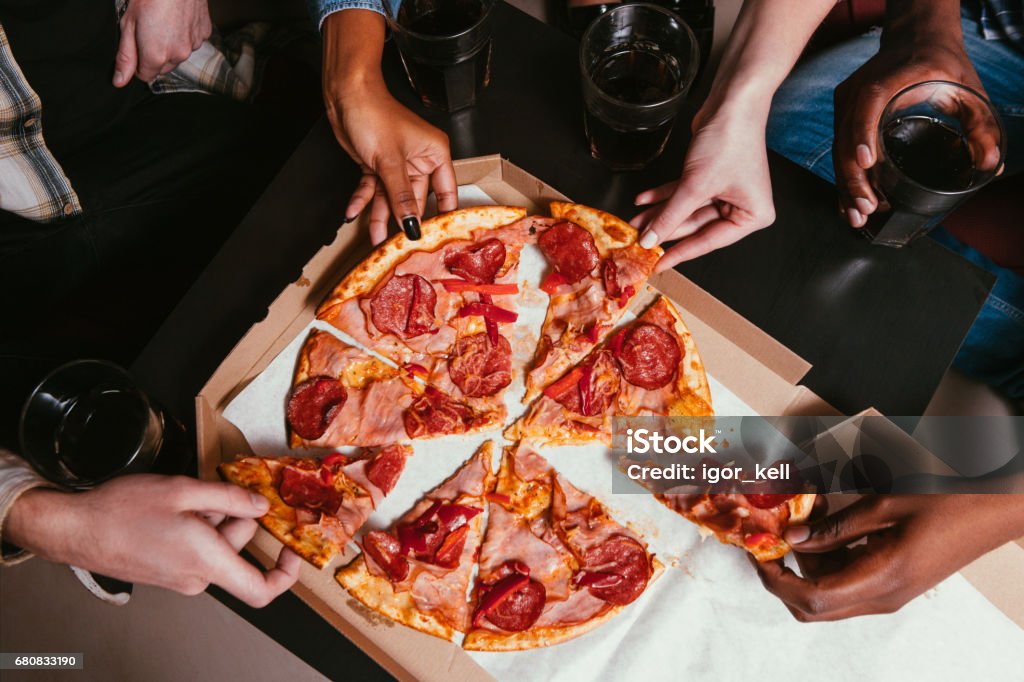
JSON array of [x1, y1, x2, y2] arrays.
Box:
[[881, 115, 975, 192]]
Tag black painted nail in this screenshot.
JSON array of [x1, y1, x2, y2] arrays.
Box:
[[402, 216, 421, 240]]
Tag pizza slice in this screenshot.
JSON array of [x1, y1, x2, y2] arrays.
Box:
[[464, 443, 660, 651], [525, 202, 662, 402], [315, 206, 537, 423], [288, 330, 500, 448], [657, 492, 815, 562], [507, 296, 713, 446], [336, 442, 496, 640], [218, 444, 411, 568]]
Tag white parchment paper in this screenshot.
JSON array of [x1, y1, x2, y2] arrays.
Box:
[[222, 186, 1024, 682]]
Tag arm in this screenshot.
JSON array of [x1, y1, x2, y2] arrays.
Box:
[[3, 474, 299, 608], [833, 0, 998, 227], [321, 8, 458, 244], [753, 494, 1024, 621], [633, 0, 837, 270]]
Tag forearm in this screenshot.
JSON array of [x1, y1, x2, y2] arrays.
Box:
[[704, 0, 837, 119], [322, 9, 388, 100]]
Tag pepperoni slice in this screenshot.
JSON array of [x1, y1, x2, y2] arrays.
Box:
[[364, 531, 409, 582], [616, 324, 681, 390], [286, 376, 348, 440], [448, 333, 512, 398], [578, 536, 650, 606], [279, 465, 344, 515], [369, 274, 437, 339], [444, 238, 507, 283], [744, 493, 796, 510], [403, 389, 479, 438], [475, 575, 546, 632], [366, 445, 407, 494], [538, 221, 600, 284], [547, 351, 620, 416]]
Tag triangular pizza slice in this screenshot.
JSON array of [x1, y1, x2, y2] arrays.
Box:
[[524, 202, 662, 402], [336, 442, 496, 641], [218, 444, 411, 568], [465, 443, 660, 651], [507, 296, 714, 446], [288, 330, 501, 448]]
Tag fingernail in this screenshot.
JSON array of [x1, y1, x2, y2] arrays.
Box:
[[639, 230, 658, 249], [342, 214, 358, 224], [854, 198, 874, 216], [401, 216, 421, 240], [846, 208, 865, 228], [856, 143, 873, 168], [250, 492, 270, 512], [784, 525, 810, 544], [113, 70, 126, 85]]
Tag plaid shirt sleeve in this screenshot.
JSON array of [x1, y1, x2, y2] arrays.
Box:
[[0, 449, 57, 566]]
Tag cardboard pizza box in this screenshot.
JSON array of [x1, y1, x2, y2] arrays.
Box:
[[195, 155, 1024, 681]]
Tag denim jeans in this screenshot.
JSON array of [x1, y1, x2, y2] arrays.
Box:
[[765, 9, 1024, 400]]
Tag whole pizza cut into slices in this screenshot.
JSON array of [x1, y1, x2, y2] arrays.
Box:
[[336, 442, 496, 641], [288, 330, 497, 448], [218, 444, 411, 568], [657, 492, 815, 562], [525, 202, 662, 402], [315, 206, 540, 428], [507, 296, 714, 446], [464, 443, 660, 651]]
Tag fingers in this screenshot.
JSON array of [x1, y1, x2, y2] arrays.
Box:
[[377, 161, 421, 230], [368, 182, 392, 245], [634, 180, 680, 208], [431, 161, 459, 214], [218, 517, 259, 552], [171, 478, 270, 519], [654, 218, 760, 272], [783, 496, 895, 554], [833, 82, 886, 225], [113, 19, 138, 87], [206, 540, 301, 608], [637, 182, 710, 250], [346, 174, 377, 222]]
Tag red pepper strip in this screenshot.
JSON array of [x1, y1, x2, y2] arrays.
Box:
[[579, 364, 595, 416], [544, 367, 584, 401], [475, 293, 501, 345], [618, 284, 635, 309], [575, 571, 624, 589], [436, 503, 482, 530], [320, 466, 334, 485], [397, 523, 423, 555], [457, 302, 518, 324], [432, 525, 470, 569], [413, 500, 443, 528], [321, 452, 349, 467], [437, 280, 519, 295], [472, 574, 530, 627], [485, 492, 511, 505], [609, 328, 629, 358], [584, 323, 604, 344], [540, 272, 568, 295], [404, 363, 428, 378]]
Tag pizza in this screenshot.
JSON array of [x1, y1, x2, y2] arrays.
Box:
[[506, 296, 714, 446], [336, 442, 496, 640], [315, 206, 538, 431], [464, 443, 660, 651], [657, 492, 816, 562], [526, 202, 661, 402], [287, 330, 494, 448], [218, 444, 411, 568]]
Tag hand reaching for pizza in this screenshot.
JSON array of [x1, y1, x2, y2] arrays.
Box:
[[5, 476, 300, 608], [322, 10, 458, 245], [751, 494, 1024, 621], [113, 0, 211, 86], [630, 100, 776, 273]]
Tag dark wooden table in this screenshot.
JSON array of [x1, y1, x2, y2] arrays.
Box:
[[131, 2, 993, 679]]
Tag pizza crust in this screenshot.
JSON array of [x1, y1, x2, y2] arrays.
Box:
[[654, 297, 714, 415], [549, 201, 663, 259]]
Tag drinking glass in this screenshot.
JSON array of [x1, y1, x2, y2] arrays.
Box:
[[579, 3, 699, 171], [388, 0, 496, 112], [865, 80, 1006, 247]]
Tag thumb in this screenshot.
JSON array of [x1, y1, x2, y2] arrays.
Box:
[[638, 179, 709, 250], [113, 19, 138, 87], [377, 161, 421, 236], [172, 478, 271, 518], [783, 497, 892, 553]]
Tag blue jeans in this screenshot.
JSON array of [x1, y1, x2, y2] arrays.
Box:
[[766, 9, 1024, 400]]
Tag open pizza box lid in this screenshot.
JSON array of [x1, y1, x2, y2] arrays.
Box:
[[195, 155, 1024, 681]]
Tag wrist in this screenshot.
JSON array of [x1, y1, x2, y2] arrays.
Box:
[[5, 488, 81, 564], [700, 77, 773, 129], [322, 9, 387, 98]]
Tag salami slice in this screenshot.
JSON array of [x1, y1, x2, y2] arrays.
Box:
[[403, 389, 479, 438], [538, 221, 600, 283], [448, 332, 512, 398], [364, 530, 409, 582], [287, 376, 348, 440], [579, 535, 650, 606], [365, 445, 407, 494], [444, 238, 506, 283], [616, 324, 681, 390], [744, 493, 796, 510], [369, 273, 437, 338], [279, 466, 343, 515]]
